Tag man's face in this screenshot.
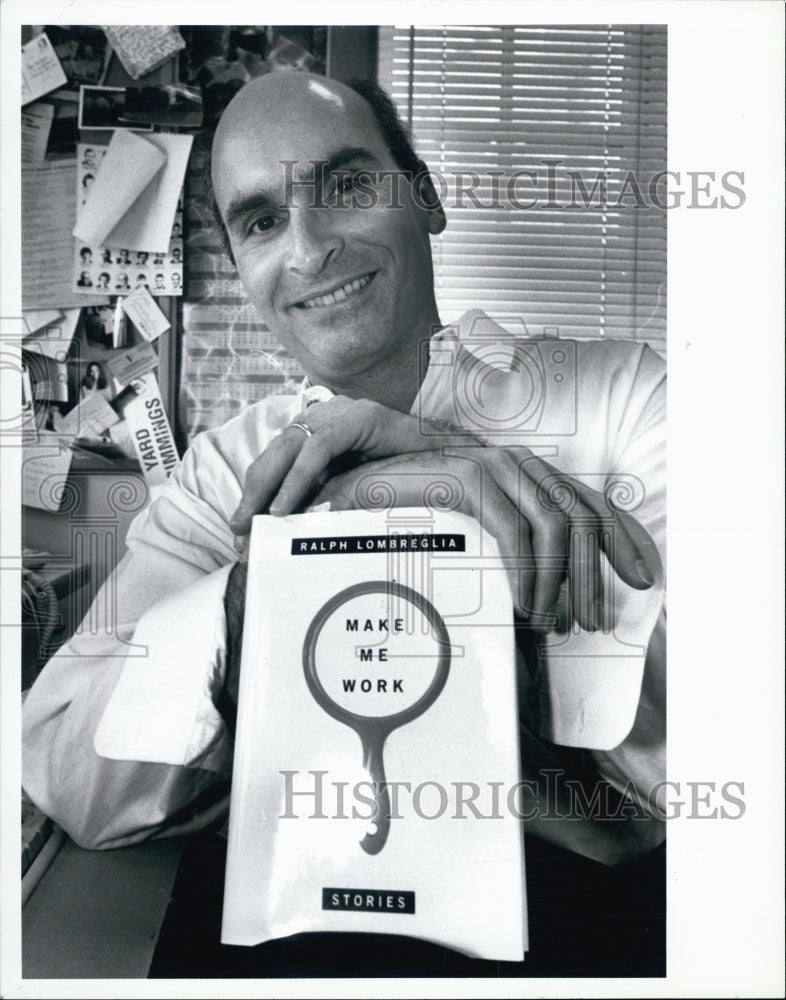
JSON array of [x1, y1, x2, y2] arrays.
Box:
[[211, 74, 444, 388]]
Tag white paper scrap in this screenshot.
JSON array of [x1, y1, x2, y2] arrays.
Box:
[[21, 102, 55, 162], [73, 130, 166, 248], [23, 309, 64, 336], [22, 434, 74, 511], [22, 309, 80, 360], [22, 33, 68, 105], [123, 373, 178, 486], [22, 160, 107, 312], [121, 286, 171, 342], [107, 340, 158, 385], [101, 26, 185, 81], [103, 132, 193, 254], [57, 392, 119, 439]]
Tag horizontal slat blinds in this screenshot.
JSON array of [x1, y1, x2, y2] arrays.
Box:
[[378, 25, 667, 353]]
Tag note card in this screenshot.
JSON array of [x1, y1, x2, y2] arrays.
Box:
[[107, 340, 158, 385], [56, 392, 119, 439], [121, 287, 171, 342], [22, 33, 68, 105], [101, 26, 185, 81], [21, 102, 55, 161], [22, 434, 74, 512]]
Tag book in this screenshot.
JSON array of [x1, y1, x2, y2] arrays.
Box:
[[222, 508, 528, 960]]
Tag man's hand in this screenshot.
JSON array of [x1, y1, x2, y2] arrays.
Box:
[[314, 449, 657, 631], [230, 395, 452, 534], [230, 397, 659, 631]]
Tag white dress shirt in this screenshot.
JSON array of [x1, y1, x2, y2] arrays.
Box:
[[23, 311, 666, 849]]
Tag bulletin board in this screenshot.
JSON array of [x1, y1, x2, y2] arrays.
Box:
[[20, 24, 373, 460], [20, 23, 187, 509]]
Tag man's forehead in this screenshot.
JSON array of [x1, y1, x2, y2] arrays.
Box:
[[211, 73, 386, 196]]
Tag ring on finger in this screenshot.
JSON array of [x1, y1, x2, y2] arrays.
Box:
[[289, 421, 313, 438]]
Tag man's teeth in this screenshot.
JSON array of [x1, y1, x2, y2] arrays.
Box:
[[299, 274, 371, 309]]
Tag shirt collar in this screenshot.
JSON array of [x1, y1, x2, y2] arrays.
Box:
[[296, 310, 517, 414]]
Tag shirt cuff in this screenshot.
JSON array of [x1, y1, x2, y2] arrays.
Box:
[[94, 563, 233, 770], [539, 560, 665, 751]]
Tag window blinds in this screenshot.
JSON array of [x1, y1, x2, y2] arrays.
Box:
[[378, 25, 667, 353]]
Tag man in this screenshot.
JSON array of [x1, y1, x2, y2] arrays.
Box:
[[23, 73, 665, 875]]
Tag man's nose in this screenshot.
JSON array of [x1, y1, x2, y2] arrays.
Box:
[[285, 206, 345, 275]]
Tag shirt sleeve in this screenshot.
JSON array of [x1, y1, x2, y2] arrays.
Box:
[[581, 342, 667, 815], [21, 427, 247, 849], [505, 341, 666, 769]]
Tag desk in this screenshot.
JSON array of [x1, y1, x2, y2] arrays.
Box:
[[23, 831, 665, 978], [22, 836, 184, 979]]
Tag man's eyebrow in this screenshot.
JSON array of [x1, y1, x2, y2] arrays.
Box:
[[322, 146, 380, 173], [224, 190, 278, 232], [222, 147, 382, 231]]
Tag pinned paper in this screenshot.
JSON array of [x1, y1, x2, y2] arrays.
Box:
[[122, 286, 171, 342], [23, 309, 64, 336], [22, 160, 107, 312], [122, 373, 178, 486], [78, 85, 153, 131], [22, 347, 69, 403], [22, 434, 74, 511], [122, 83, 203, 128], [107, 341, 158, 386], [73, 131, 192, 255], [22, 33, 68, 105], [56, 391, 119, 439], [22, 102, 55, 162], [22, 309, 80, 361], [73, 146, 185, 296], [101, 26, 185, 81], [73, 131, 166, 248], [104, 132, 192, 254]]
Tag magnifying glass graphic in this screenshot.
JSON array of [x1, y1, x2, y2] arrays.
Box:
[[303, 581, 451, 856]]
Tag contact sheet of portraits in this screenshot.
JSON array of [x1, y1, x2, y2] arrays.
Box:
[[73, 143, 184, 298]]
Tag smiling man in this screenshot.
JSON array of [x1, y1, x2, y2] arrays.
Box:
[[210, 75, 445, 412], [23, 71, 666, 904]]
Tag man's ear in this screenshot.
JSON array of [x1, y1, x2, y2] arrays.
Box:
[[414, 165, 447, 235], [427, 200, 447, 235]]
